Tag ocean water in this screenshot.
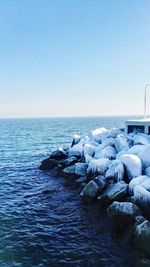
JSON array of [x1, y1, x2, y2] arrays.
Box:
[[0, 116, 140, 267]]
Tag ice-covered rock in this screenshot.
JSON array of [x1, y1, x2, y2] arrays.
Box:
[[133, 133, 150, 146], [94, 145, 117, 160], [97, 181, 128, 204], [63, 165, 76, 175], [132, 185, 150, 208], [114, 134, 131, 153], [119, 153, 142, 180], [127, 144, 146, 155], [71, 134, 81, 147], [85, 154, 93, 164], [80, 175, 106, 202], [91, 128, 108, 143], [50, 147, 68, 160], [105, 159, 124, 182], [87, 158, 110, 175], [138, 145, 150, 169], [69, 142, 83, 158], [58, 155, 79, 167], [134, 220, 150, 257], [83, 144, 95, 157], [145, 166, 150, 177], [107, 201, 141, 223], [129, 175, 149, 194], [75, 163, 88, 176]]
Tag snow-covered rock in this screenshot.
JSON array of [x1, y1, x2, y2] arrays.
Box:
[[87, 158, 110, 175], [119, 153, 142, 180]]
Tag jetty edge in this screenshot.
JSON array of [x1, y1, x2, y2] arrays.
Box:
[[39, 126, 150, 258]]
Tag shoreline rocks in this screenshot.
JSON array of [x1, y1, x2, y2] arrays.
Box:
[[39, 126, 150, 258]]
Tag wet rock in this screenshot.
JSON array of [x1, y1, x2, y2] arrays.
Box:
[[58, 156, 79, 168], [75, 176, 87, 185], [50, 147, 68, 160], [107, 201, 141, 223], [39, 158, 58, 170], [63, 165, 76, 175], [80, 175, 106, 202], [134, 220, 150, 257], [97, 181, 128, 205], [75, 163, 88, 176]]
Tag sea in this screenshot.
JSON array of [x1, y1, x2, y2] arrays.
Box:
[[0, 116, 143, 267]]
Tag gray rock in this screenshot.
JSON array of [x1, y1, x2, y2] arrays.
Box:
[[75, 163, 88, 176], [39, 158, 58, 170], [59, 156, 79, 168], [50, 148, 68, 160], [134, 220, 150, 257], [80, 175, 106, 202], [75, 176, 87, 184], [107, 201, 141, 223], [63, 165, 76, 175], [97, 181, 128, 204]]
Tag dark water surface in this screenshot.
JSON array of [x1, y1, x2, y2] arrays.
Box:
[[0, 117, 140, 266]]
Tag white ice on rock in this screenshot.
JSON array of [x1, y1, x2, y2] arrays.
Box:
[[119, 153, 142, 180], [133, 185, 150, 207], [83, 144, 96, 157], [87, 158, 110, 175], [94, 145, 117, 160], [90, 127, 108, 143], [129, 175, 150, 194], [105, 159, 124, 182], [138, 145, 150, 169]]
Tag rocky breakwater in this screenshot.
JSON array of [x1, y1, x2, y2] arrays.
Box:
[[40, 127, 150, 259]]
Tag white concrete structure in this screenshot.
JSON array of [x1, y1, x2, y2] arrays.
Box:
[[125, 119, 150, 134]]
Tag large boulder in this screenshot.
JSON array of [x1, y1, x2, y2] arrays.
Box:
[[87, 158, 110, 175], [97, 181, 128, 205], [132, 185, 150, 210], [80, 175, 107, 202], [119, 153, 142, 180], [105, 159, 124, 182], [107, 201, 141, 223], [134, 220, 150, 257], [94, 145, 117, 160], [63, 165, 76, 175], [50, 147, 68, 160], [138, 145, 150, 169], [91, 127, 108, 143], [133, 133, 150, 146], [114, 134, 131, 153], [39, 158, 58, 170], [75, 163, 88, 176], [58, 156, 79, 168], [71, 134, 81, 147], [129, 175, 150, 194], [69, 142, 83, 158], [83, 144, 95, 157]]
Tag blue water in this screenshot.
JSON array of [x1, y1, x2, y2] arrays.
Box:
[[0, 117, 140, 267]]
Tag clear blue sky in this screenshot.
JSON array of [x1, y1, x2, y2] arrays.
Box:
[[0, 0, 150, 118]]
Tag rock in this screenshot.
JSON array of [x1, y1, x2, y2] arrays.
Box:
[[94, 145, 117, 160], [50, 147, 68, 160], [138, 145, 150, 169], [129, 175, 150, 194], [132, 185, 150, 210], [134, 220, 150, 257], [39, 158, 58, 170], [69, 142, 83, 158], [114, 134, 131, 153], [87, 158, 110, 175], [119, 153, 142, 180], [71, 134, 81, 147], [58, 156, 79, 168], [107, 201, 141, 223], [80, 175, 106, 202], [97, 181, 128, 204], [63, 165, 76, 175], [145, 166, 150, 177], [91, 127, 108, 143], [127, 144, 146, 155], [75, 163, 88, 176], [105, 159, 124, 182], [83, 144, 95, 157], [134, 133, 150, 146], [75, 176, 87, 184]]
